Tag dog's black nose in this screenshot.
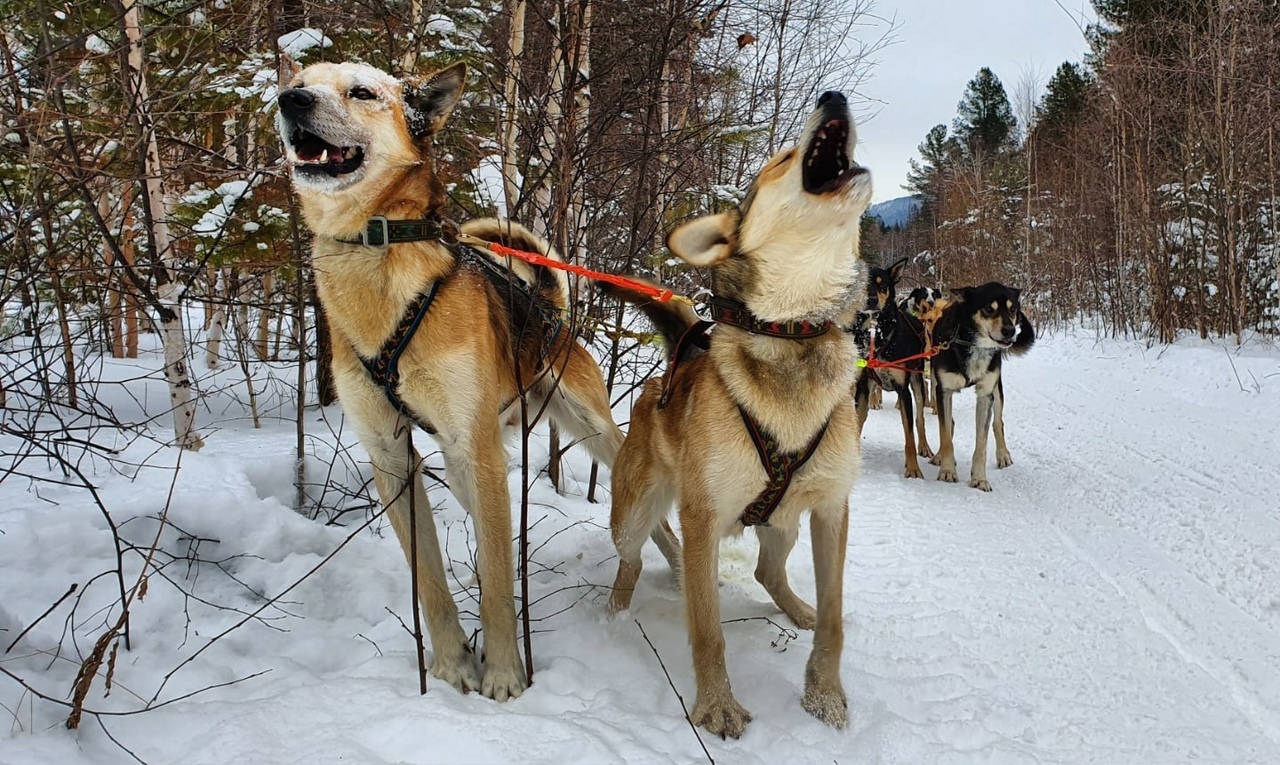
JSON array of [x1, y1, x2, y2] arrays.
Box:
[[278, 88, 315, 119], [817, 91, 846, 108]]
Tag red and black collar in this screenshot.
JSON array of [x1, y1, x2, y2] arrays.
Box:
[[704, 296, 832, 339]]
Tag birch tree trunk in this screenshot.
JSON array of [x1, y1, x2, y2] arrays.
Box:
[[98, 187, 125, 358], [122, 202, 140, 359], [121, 0, 204, 450], [500, 0, 527, 216], [206, 268, 228, 368], [531, 3, 564, 241], [256, 271, 274, 359]]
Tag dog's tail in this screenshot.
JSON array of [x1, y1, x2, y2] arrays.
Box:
[[598, 280, 701, 362], [460, 218, 569, 309], [1008, 311, 1036, 356]]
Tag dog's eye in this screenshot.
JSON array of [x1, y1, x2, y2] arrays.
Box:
[[981, 307, 997, 317], [349, 86, 378, 101]]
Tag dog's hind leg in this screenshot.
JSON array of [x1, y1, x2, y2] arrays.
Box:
[[544, 342, 625, 466], [546, 345, 683, 571], [755, 525, 816, 629], [801, 498, 849, 729], [608, 426, 678, 612], [853, 373, 873, 437], [969, 386, 996, 491], [910, 373, 934, 459], [993, 376, 1013, 468]]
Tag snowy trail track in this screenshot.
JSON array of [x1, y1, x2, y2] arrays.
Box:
[[848, 332, 1280, 762], [2, 330, 1279, 764]]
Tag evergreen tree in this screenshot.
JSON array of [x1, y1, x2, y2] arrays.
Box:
[[952, 67, 1018, 160], [1035, 61, 1094, 146], [906, 123, 956, 204]]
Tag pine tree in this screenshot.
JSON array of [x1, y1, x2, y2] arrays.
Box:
[[1035, 62, 1094, 147], [906, 124, 956, 204], [952, 67, 1018, 160]]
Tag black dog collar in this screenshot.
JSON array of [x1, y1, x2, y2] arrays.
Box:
[[338, 215, 458, 247]]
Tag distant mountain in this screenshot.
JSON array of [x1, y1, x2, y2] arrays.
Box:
[[867, 195, 923, 229]]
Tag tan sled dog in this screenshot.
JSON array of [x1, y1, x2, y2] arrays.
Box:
[[276, 61, 678, 700], [606, 91, 872, 738]]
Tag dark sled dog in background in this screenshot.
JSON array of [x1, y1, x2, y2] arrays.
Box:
[[854, 257, 933, 477], [605, 91, 871, 738], [276, 60, 678, 701], [929, 282, 1035, 491]]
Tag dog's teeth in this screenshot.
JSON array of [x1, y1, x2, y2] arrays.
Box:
[[319, 148, 329, 163]]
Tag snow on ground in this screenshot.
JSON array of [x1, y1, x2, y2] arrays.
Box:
[[2, 328, 1279, 764]]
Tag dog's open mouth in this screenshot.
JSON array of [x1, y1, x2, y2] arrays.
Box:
[[287, 127, 365, 177], [802, 118, 865, 194]]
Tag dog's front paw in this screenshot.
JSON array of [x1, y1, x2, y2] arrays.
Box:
[[480, 657, 527, 702], [917, 442, 935, 459], [801, 681, 848, 729], [969, 477, 993, 492], [904, 462, 924, 479], [936, 465, 958, 483], [431, 645, 481, 694], [606, 589, 634, 617], [693, 692, 752, 739], [996, 450, 1013, 469]]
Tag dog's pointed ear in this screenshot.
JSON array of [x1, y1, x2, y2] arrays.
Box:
[[403, 62, 467, 138], [949, 286, 972, 303], [888, 257, 908, 283], [667, 212, 737, 267], [279, 54, 301, 85]]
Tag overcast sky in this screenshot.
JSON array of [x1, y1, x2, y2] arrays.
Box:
[[852, 0, 1098, 203]]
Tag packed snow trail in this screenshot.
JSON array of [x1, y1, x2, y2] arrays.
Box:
[[2, 329, 1278, 763]]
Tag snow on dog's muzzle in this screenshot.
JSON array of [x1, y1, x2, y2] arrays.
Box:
[[277, 89, 367, 179]]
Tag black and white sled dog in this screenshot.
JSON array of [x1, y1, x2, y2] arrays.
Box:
[[899, 286, 943, 318], [928, 282, 1034, 491]]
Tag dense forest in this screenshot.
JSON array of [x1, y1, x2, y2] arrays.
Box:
[[864, 0, 1280, 343], [0, 0, 889, 448]]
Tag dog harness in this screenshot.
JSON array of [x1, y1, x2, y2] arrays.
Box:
[[656, 302, 831, 527], [347, 220, 564, 431], [358, 281, 444, 432], [738, 407, 829, 527]]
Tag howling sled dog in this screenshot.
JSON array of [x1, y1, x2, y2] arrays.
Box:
[[275, 61, 678, 701], [606, 91, 872, 738]]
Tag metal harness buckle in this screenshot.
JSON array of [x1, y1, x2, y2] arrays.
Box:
[[360, 216, 391, 247]]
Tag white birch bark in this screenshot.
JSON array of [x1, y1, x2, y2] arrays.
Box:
[[121, 0, 203, 450], [569, 1, 592, 265], [205, 268, 228, 369], [531, 3, 565, 240], [501, 0, 527, 215]]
